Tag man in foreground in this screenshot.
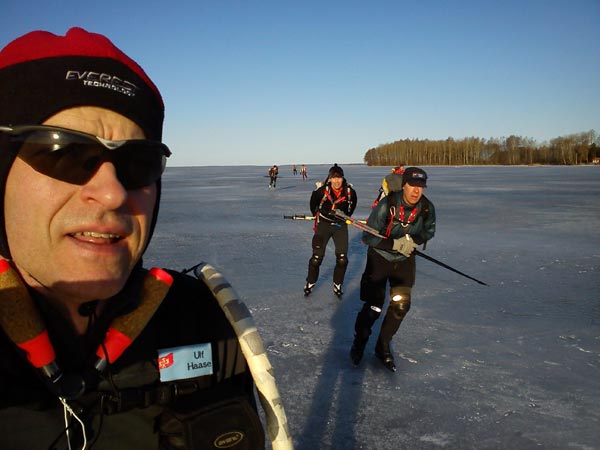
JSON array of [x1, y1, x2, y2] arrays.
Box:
[[0, 27, 267, 449]]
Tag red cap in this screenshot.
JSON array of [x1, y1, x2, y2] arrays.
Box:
[[0, 27, 164, 140]]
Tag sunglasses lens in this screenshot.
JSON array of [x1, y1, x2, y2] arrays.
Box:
[[113, 143, 167, 189], [15, 130, 103, 184], [12, 128, 168, 188]]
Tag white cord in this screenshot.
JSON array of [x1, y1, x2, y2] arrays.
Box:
[[60, 397, 87, 450]]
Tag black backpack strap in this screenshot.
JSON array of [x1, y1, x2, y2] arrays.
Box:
[[420, 195, 430, 221], [383, 191, 398, 237], [419, 195, 430, 250]]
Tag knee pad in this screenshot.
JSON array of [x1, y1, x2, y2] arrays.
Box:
[[309, 255, 322, 268], [367, 304, 382, 321], [389, 292, 411, 319], [335, 253, 348, 268], [356, 304, 382, 336]]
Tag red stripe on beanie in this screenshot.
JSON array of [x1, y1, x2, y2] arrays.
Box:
[[0, 27, 162, 107]]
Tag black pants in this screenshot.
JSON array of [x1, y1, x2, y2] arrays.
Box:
[[306, 221, 349, 285], [354, 248, 415, 345]]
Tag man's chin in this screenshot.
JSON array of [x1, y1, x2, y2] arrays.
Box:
[[56, 280, 125, 302], [49, 272, 129, 302]]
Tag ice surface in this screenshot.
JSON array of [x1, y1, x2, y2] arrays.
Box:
[[146, 165, 600, 450]]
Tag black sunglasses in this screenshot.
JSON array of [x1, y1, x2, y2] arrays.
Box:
[[0, 125, 171, 190]]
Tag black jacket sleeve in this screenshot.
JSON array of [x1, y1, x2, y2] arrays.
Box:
[[309, 186, 324, 215]]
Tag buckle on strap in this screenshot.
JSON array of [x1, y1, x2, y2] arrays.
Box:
[[101, 384, 179, 414]]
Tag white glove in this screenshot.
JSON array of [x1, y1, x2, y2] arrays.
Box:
[[392, 235, 418, 257]]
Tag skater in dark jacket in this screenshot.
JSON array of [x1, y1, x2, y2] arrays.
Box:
[[304, 164, 357, 297], [350, 167, 435, 371], [268, 165, 279, 189]]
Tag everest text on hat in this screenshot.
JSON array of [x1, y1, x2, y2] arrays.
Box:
[[65, 70, 140, 97]]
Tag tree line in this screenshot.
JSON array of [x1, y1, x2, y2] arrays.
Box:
[[363, 130, 599, 166]]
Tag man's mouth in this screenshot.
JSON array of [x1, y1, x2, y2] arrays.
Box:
[[70, 231, 122, 243]]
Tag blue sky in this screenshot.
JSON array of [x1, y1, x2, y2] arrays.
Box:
[[2, 0, 599, 167]]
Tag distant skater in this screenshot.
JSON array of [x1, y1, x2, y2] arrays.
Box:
[[304, 164, 357, 298], [301, 164, 308, 180], [268, 164, 279, 189], [351, 167, 435, 372], [293, 164, 298, 175]]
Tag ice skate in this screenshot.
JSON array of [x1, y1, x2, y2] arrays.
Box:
[[333, 283, 343, 298], [304, 282, 315, 296], [375, 341, 396, 372]]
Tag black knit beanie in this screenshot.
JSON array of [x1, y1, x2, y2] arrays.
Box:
[[328, 163, 344, 178], [0, 27, 165, 258]]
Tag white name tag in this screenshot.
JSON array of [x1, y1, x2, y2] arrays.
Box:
[[157, 343, 213, 382]]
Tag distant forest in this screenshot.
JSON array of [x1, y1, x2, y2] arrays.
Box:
[[363, 130, 599, 166]]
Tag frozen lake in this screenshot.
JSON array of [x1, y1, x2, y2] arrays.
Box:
[[146, 164, 600, 450]]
